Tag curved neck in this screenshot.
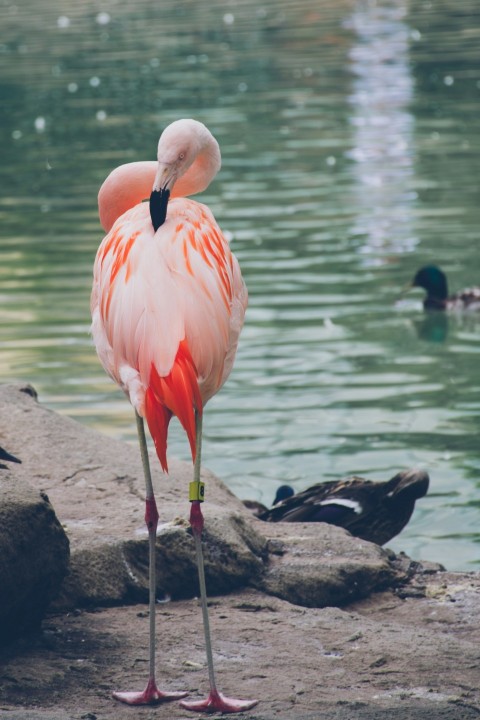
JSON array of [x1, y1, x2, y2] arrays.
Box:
[[173, 140, 221, 198], [98, 133, 221, 234], [98, 161, 157, 233]]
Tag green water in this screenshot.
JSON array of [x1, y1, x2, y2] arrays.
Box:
[[1, 0, 479, 569]]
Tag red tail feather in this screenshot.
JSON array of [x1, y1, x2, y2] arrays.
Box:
[[144, 340, 203, 472]]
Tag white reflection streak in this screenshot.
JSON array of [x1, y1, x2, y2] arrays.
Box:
[[345, 0, 417, 257]]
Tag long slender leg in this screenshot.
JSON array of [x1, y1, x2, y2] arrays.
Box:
[[180, 411, 258, 714], [112, 411, 188, 705]]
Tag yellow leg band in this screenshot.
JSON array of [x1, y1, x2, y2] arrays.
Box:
[[189, 480, 205, 502]]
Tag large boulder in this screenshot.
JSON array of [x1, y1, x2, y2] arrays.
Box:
[[252, 520, 394, 607], [0, 383, 401, 613], [0, 473, 69, 641]]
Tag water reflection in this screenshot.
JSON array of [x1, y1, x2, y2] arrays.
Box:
[[413, 312, 449, 343], [345, 0, 417, 258]]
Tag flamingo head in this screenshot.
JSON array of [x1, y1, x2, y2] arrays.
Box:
[[150, 119, 221, 231]]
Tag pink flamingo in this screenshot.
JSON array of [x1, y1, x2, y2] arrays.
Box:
[[91, 119, 256, 713]]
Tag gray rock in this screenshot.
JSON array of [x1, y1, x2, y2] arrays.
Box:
[[59, 514, 266, 607], [0, 473, 69, 641], [0, 383, 403, 612], [253, 521, 396, 607], [1, 384, 480, 719]]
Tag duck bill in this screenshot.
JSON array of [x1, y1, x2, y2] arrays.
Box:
[[400, 281, 415, 298]]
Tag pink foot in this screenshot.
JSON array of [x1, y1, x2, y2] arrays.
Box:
[[113, 678, 188, 705], [180, 688, 258, 714]]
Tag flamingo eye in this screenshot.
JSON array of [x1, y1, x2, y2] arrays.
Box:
[[179, 152, 185, 160]]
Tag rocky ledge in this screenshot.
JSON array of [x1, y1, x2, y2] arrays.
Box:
[[0, 383, 479, 719]]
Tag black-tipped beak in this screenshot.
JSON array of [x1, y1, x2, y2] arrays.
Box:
[[149, 188, 170, 231]]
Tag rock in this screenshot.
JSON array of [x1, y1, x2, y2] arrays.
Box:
[[0, 473, 69, 641], [252, 521, 396, 607], [60, 514, 266, 607], [0, 383, 407, 613], [1, 383, 480, 718]]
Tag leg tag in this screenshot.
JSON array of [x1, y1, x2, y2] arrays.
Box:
[[189, 480, 205, 502]]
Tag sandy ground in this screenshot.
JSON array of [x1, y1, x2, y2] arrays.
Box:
[[1, 574, 480, 720]]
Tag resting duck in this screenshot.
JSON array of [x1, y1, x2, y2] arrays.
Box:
[[247, 468, 429, 546], [0, 446, 21, 470], [242, 485, 294, 517], [412, 265, 480, 311]]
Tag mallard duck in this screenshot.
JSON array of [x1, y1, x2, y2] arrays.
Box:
[[0, 446, 21, 470], [248, 468, 429, 546], [412, 265, 480, 311]]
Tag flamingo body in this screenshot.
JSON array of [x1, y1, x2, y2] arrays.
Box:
[[91, 176, 247, 472]]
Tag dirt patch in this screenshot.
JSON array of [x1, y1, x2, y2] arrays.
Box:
[[1, 574, 479, 719]]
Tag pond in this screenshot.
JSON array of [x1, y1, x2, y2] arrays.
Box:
[[1, 0, 479, 569]]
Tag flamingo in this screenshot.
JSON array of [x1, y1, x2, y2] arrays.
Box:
[[91, 119, 256, 713]]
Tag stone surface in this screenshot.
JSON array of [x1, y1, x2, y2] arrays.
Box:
[[0, 383, 399, 612], [0, 383, 479, 718], [0, 574, 479, 719], [0, 473, 69, 641], [253, 521, 395, 607]]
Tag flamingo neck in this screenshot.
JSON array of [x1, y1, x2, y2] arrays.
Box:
[[171, 144, 220, 198], [98, 161, 157, 233], [98, 127, 220, 233]]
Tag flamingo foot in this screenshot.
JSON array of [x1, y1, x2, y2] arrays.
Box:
[[113, 678, 188, 705], [180, 688, 258, 714]]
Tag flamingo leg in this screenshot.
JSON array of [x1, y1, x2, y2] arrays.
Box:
[[112, 411, 188, 705], [180, 411, 258, 714]]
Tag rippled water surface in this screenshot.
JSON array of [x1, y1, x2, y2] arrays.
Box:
[[1, 0, 479, 569]]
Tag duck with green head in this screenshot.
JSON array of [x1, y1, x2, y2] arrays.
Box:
[[412, 265, 480, 311]]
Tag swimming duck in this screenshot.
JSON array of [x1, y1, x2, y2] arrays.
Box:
[[412, 265, 480, 311], [248, 468, 429, 546], [0, 446, 21, 470]]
